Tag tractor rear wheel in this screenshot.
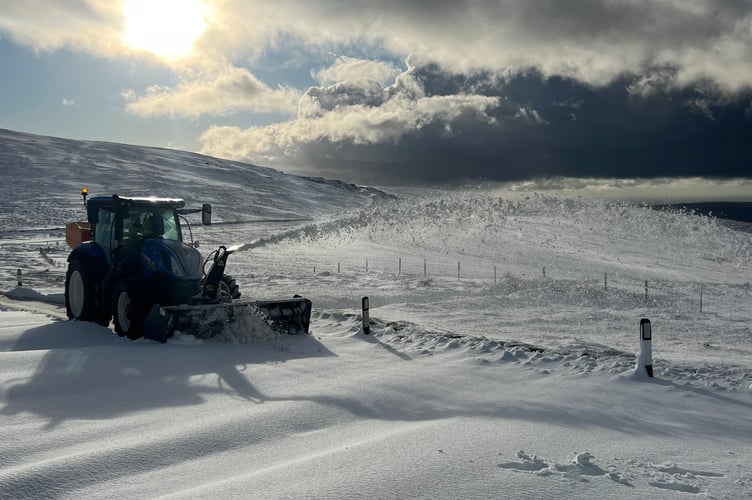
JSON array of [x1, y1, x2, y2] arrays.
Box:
[[66, 258, 96, 322], [113, 281, 146, 340]]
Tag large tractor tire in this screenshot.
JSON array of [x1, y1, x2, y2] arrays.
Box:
[[113, 281, 146, 340], [220, 275, 241, 301], [65, 257, 110, 326]]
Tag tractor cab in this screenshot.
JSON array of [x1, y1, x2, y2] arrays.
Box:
[[86, 196, 186, 264], [68, 193, 211, 256]]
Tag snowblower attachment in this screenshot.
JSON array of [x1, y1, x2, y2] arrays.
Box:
[[156, 244, 313, 341], [161, 297, 312, 340]]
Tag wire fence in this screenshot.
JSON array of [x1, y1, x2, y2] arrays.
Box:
[[3, 240, 751, 318], [240, 250, 751, 317]]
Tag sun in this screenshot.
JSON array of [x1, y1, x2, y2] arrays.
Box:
[[123, 0, 208, 60]]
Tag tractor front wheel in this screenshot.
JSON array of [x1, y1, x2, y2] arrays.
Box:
[[220, 275, 241, 301], [113, 281, 146, 340]]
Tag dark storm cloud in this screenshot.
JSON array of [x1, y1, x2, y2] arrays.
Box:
[[202, 61, 752, 186], [193, 1, 752, 185]]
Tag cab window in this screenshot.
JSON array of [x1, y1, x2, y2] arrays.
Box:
[[123, 208, 180, 241]]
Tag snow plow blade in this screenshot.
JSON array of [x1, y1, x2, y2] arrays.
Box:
[[160, 297, 312, 341]]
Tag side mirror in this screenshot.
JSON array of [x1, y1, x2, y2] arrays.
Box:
[[202, 204, 212, 225], [193, 240, 200, 249]]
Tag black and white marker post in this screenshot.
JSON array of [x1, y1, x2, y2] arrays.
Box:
[[362, 296, 370, 335], [636, 318, 653, 378]]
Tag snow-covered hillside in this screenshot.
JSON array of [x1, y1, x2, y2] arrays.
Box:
[[0, 128, 388, 230], [1, 130, 752, 498]]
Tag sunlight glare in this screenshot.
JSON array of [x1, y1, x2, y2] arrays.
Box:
[[123, 0, 208, 60]]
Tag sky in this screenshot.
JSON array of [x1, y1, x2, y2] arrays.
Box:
[[1, 0, 751, 191]]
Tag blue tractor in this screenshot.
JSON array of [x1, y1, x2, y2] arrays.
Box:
[[64, 190, 312, 341]]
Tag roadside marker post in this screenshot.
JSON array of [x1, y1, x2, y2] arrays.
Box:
[[637, 318, 654, 378]]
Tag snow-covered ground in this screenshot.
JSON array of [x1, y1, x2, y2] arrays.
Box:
[[1, 129, 752, 498]]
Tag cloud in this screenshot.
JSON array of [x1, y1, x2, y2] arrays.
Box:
[[193, 0, 752, 94], [3, 1, 752, 94], [514, 107, 548, 125], [299, 79, 388, 118], [62, 98, 77, 108], [199, 62, 501, 173], [199, 61, 752, 185], [491, 177, 752, 202], [124, 66, 300, 118], [0, 1, 123, 56], [626, 66, 680, 97], [312, 56, 400, 86]]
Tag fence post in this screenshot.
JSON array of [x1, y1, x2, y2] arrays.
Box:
[[700, 284, 703, 313], [457, 262, 461, 281], [604, 273, 608, 290], [543, 266, 546, 279], [366, 258, 368, 273], [645, 280, 648, 303], [362, 296, 371, 335], [494, 265, 497, 284], [424, 259, 427, 277], [17, 269, 22, 287], [398, 258, 402, 275], [338, 262, 341, 274]]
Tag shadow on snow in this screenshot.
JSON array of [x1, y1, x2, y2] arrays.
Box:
[[1, 320, 335, 428]]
